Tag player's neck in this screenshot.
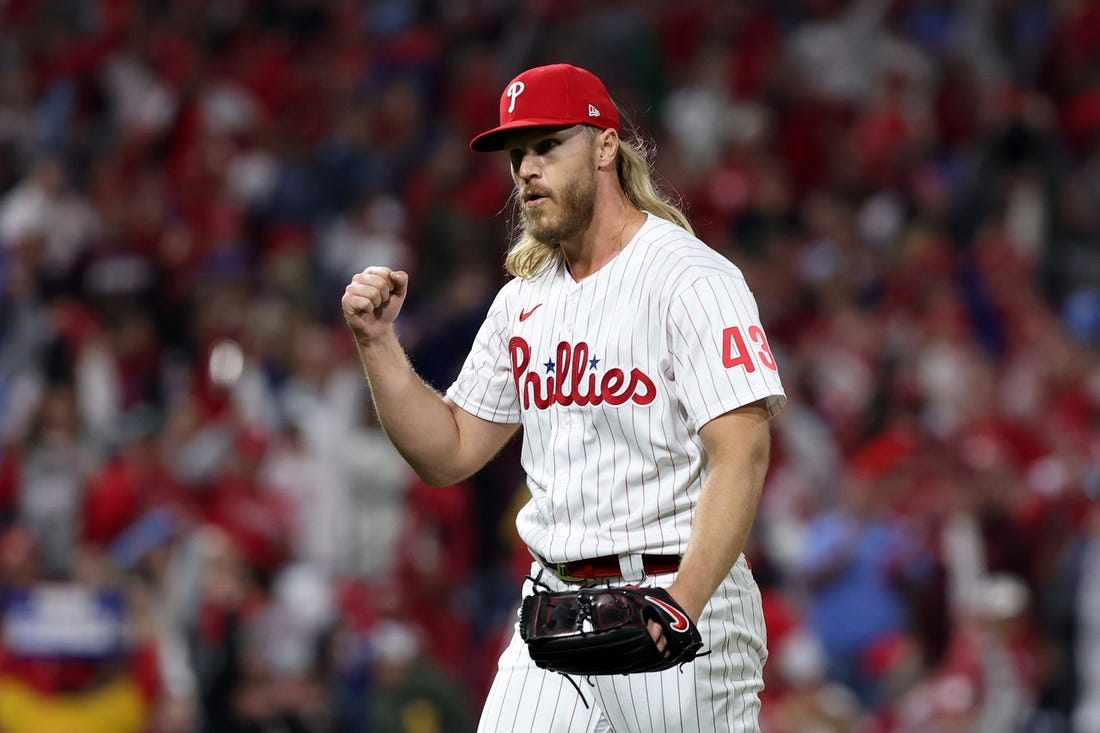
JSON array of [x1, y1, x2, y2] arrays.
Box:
[[562, 194, 645, 281]]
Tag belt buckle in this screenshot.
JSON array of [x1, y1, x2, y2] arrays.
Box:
[[555, 561, 584, 583]]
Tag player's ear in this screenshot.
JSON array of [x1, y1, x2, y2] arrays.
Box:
[[595, 128, 619, 170]]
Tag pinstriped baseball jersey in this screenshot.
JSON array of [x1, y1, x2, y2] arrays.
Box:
[[446, 213, 786, 563]]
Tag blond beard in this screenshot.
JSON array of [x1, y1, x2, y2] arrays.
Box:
[[520, 165, 597, 247]]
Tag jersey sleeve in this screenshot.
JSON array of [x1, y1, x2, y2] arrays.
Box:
[[667, 272, 786, 433], [444, 288, 521, 424]]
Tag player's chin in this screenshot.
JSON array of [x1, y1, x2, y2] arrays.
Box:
[[524, 220, 569, 248], [521, 208, 547, 229]]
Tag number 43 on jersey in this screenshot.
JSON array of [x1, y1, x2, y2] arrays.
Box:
[[722, 325, 777, 372]]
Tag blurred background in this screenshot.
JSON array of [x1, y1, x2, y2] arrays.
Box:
[[0, 0, 1097, 731]]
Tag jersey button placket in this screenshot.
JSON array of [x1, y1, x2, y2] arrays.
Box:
[[563, 289, 580, 336]]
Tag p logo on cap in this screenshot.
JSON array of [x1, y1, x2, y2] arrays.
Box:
[[470, 63, 621, 151], [506, 81, 526, 113]]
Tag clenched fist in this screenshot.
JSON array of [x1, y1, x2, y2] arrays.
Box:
[[342, 266, 409, 344]]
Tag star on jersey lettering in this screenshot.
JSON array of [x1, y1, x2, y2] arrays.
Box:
[[543, 359, 555, 373], [589, 356, 600, 370]]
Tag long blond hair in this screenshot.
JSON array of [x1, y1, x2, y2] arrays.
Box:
[[503, 129, 693, 279]]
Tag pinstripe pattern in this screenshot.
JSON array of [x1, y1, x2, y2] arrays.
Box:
[[446, 215, 785, 563], [449, 214, 783, 730], [478, 561, 766, 732]]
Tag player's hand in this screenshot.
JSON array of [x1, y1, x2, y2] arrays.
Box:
[[647, 583, 703, 657], [342, 266, 409, 344]]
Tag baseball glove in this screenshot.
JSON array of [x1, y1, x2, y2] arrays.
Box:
[[519, 585, 705, 676]]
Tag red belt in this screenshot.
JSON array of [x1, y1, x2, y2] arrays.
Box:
[[539, 553, 682, 582]]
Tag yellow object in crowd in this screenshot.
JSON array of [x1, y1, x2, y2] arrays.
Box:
[[0, 676, 147, 733]]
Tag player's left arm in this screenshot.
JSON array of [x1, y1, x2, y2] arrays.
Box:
[[649, 398, 771, 644]]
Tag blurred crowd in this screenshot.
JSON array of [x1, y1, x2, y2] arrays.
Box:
[[0, 0, 1098, 731]]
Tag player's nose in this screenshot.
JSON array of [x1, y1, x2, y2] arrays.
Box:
[[514, 153, 541, 182]]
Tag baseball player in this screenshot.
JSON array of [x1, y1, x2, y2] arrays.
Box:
[[342, 64, 786, 732]]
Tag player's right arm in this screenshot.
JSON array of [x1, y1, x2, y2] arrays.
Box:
[[342, 266, 520, 486]]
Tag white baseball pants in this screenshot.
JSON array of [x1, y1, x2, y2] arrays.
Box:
[[477, 555, 767, 732]]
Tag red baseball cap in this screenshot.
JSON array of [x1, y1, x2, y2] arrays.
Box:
[[469, 63, 621, 152]]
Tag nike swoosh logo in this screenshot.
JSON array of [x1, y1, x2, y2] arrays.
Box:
[[518, 304, 543, 322], [648, 596, 691, 633]]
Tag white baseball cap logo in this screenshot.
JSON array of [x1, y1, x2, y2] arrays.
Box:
[[506, 81, 526, 113]]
